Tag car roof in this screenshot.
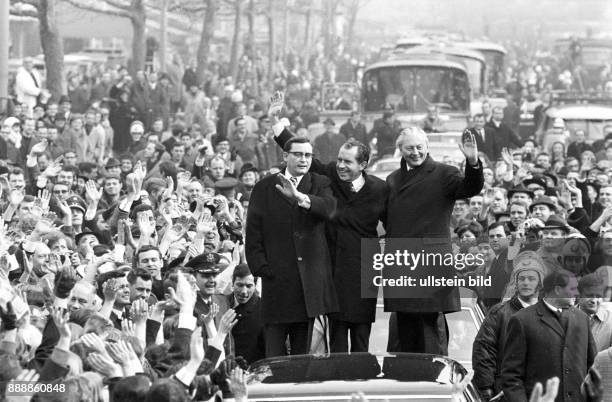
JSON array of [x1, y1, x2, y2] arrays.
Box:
[[457, 41, 507, 54], [545, 104, 612, 120]]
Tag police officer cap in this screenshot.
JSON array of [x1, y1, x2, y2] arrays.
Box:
[[184, 252, 221, 275]]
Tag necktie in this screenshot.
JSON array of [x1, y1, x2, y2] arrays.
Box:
[[290, 176, 298, 187], [350, 182, 357, 193]]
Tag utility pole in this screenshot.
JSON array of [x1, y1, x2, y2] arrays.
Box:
[[0, 0, 9, 113]]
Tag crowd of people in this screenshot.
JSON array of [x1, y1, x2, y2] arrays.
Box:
[[1, 39, 612, 401]]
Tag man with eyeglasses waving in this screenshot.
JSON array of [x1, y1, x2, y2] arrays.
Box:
[[268, 92, 388, 354], [246, 111, 339, 357]]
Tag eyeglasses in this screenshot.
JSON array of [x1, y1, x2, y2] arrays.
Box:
[[288, 152, 313, 159], [53, 189, 69, 194]]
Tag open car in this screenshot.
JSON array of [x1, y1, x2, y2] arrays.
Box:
[[246, 352, 482, 401]]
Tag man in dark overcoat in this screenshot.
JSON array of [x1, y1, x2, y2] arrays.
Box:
[[268, 92, 387, 353], [500, 270, 597, 402], [384, 126, 483, 354], [246, 136, 339, 357]]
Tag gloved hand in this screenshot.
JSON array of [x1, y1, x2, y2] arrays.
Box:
[[0, 302, 18, 330]]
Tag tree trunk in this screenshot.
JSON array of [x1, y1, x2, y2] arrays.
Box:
[[38, 0, 64, 101], [229, 0, 244, 83], [130, 0, 146, 74], [267, 0, 274, 84], [196, 0, 217, 83], [281, 0, 288, 62], [246, 0, 255, 60], [345, 0, 360, 53], [303, 1, 312, 62]]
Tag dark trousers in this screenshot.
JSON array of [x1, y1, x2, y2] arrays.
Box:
[[265, 320, 312, 357], [389, 312, 449, 355], [330, 319, 371, 353]]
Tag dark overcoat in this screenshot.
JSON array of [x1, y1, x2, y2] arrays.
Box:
[[500, 301, 597, 402], [384, 155, 483, 313], [276, 129, 388, 323], [246, 170, 339, 324]]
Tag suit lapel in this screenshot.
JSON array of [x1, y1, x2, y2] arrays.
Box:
[[536, 302, 565, 338], [399, 156, 435, 193], [275, 172, 297, 207], [297, 172, 312, 194]]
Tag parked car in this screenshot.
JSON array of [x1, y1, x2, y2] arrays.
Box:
[[247, 352, 482, 401], [538, 99, 612, 151]]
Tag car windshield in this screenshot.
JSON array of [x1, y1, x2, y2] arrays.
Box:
[[362, 66, 469, 113], [546, 118, 612, 141]]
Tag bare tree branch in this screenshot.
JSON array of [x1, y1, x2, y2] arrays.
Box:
[[62, 0, 131, 18], [104, 0, 132, 11]]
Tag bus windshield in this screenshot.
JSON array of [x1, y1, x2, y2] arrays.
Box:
[[362, 66, 470, 113]]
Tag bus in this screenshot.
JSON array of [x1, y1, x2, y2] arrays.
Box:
[[389, 45, 486, 100], [456, 41, 506, 91], [361, 58, 471, 132]]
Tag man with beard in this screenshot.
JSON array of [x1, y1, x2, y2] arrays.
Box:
[[473, 256, 544, 400], [269, 91, 387, 353], [578, 274, 612, 352]]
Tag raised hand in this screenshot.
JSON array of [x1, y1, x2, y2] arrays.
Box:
[[130, 299, 149, 324], [81, 333, 107, 355], [196, 214, 215, 235], [102, 278, 120, 303], [138, 213, 155, 239], [30, 140, 48, 155], [0, 302, 18, 331], [87, 352, 123, 378], [54, 266, 78, 298], [228, 367, 248, 401], [168, 272, 196, 313], [458, 129, 478, 166], [107, 339, 138, 365], [37, 189, 51, 212], [275, 174, 301, 201], [268, 91, 284, 118], [201, 302, 219, 326], [85, 180, 102, 203], [50, 307, 71, 339], [218, 309, 238, 335], [121, 319, 136, 338]]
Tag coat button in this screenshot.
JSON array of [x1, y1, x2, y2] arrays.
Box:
[[297, 257, 303, 261]]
